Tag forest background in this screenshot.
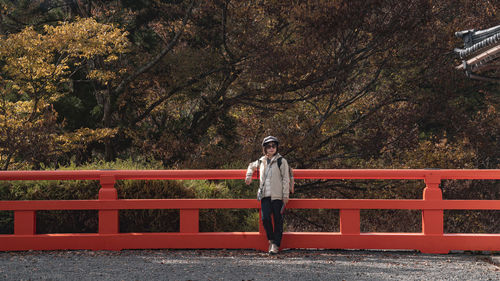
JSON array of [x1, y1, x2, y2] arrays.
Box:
[[0, 0, 499, 235]]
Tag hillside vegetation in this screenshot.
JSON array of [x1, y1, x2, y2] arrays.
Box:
[[0, 1, 498, 234]]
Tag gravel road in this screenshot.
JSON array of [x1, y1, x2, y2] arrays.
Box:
[[0, 249, 499, 281]]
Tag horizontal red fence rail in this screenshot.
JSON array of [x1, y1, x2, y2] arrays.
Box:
[[1, 169, 500, 180], [1, 169, 499, 253], [2, 199, 500, 210]]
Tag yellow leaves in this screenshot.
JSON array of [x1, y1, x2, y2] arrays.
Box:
[[0, 100, 59, 130], [43, 18, 129, 58], [0, 17, 130, 100], [0, 18, 130, 166], [0, 27, 43, 57], [0, 100, 35, 122], [105, 54, 119, 63], [73, 127, 118, 142], [56, 127, 118, 152], [87, 70, 117, 84], [0, 98, 118, 158]]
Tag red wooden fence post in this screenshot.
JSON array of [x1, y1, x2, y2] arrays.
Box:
[[421, 174, 446, 253], [180, 209, 199, 233], [422, 174, 443, 234], [98, 175, 118, 234], [14, 211, 36, 235], [340, 209, 360, 234]]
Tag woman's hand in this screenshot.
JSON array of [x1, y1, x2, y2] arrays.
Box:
[[245, 178, 252, 185]]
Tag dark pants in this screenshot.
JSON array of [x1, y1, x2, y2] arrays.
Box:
[[261, 197, 284, 247]]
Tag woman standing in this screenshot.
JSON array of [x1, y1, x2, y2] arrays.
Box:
[[245, 136, 290, 254]]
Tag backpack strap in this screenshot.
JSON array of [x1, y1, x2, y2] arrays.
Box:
[[277, 157, 284, 180], [270, 156, 295, 196], [278, 157, 294, 194]]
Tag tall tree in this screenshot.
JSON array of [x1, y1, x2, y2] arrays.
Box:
[[0, 18, 128, 169]]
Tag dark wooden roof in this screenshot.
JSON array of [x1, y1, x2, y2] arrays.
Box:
[[455, 25, 500, 82]]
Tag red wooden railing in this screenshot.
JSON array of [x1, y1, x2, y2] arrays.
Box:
[[1, 169, 499, 253]]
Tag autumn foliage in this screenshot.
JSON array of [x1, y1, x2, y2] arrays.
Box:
[[0, 1, 499, 233]]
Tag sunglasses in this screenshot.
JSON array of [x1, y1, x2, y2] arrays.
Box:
[[265, 143, 277, 149]]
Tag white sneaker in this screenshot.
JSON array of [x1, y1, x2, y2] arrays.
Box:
[[270, 243, 279, 254], [268, 241, 273, 253]]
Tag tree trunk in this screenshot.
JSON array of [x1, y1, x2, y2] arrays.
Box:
[[102, 89, 114, 162]]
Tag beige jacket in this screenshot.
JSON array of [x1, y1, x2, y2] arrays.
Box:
[[246, 153, 290, 201]]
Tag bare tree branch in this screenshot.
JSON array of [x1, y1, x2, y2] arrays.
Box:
[[132, 66, 227, 125], [112, 0, 197, 96]]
